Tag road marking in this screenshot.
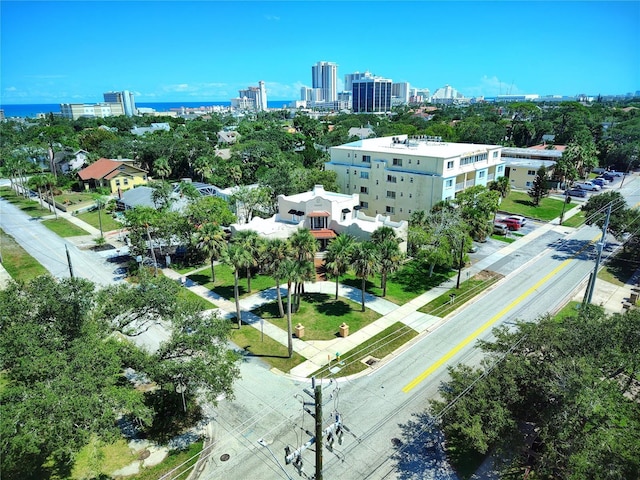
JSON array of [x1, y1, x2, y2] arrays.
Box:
[[402, 235, 598, 393]]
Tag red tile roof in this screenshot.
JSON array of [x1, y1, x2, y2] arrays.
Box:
[[78, 158, 124, 180], [310, 229, 337, 240]]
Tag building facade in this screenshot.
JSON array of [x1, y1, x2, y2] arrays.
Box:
[[60, 102, 125, 120], [326, 135, 505, 221], [103, 90, 137, 116], [352, 76, 392, 113], [233, 81, 267, 112], [77, 158, 148, 194], [312, 61, 338, 103]]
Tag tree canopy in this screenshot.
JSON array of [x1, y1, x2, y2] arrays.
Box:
[[430, 306, 640, 480]]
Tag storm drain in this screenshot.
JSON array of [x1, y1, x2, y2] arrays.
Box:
[[362, 356, 380, 367], [220, 453, 230, 462]]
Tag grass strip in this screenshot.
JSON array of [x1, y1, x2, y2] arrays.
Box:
[[126, 440, 203, 480], [75, 209, 122, 232], [562, 210, 586, 228], [230, 321, 306, 373], [41, 218, 90, 237], [0, 186, 52, 217], [310, 322, 418, 378], [0, 228, 48, 282], [419, 272, 501, 317]]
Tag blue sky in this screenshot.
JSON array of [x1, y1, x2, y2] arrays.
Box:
[[1, 1, 638, 104]]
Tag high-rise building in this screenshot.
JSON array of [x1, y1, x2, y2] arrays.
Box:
[[344, 71, 372, 94], [391, 82, 410, 105], [233, 81, 268, 112], [312, 61, 338, 103], [352, 76, 392, 113], [103, 90, 137, 116]]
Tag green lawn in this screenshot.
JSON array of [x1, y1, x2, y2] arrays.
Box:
[[0, 228, 48, 281], [41, 218, 90, 237], [419, 272, 502, 317], [230, 322, 306, 372], [340, 260, 456, 305], [554, 301, 582, 320], [0, 186, 52, 217], [499, 191, 579, 221], [310, 322, 418, 378], [177, 286, 217, 309], [188, 264, 276, 300], [491, 234, 517, 243], [562, 210, 586, 228], [253, 293, 381, 341], [75, 209, 122, 232], [597, 246, 640, 286]]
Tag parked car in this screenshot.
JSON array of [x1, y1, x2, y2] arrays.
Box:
[[591, 178, 608, 188], [574, 181, 601, 191], [565, 188, 587, 198], [608, 171, 624, 177], [498, 218, 521, 230], [600, 173, 616, 182], [493, 222, 509, 235], [505, 215, 527, 227]]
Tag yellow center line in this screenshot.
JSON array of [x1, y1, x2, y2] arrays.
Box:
[[402, 234, 599, 393]]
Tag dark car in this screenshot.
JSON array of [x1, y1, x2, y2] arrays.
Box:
[[600, 173, 615, 182], [565, 188, 587, 198], [592, 178, 608, 188]]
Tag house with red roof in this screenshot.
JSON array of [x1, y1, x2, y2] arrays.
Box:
[[77, 158, 148, 194]]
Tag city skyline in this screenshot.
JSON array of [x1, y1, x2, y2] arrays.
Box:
[[1, 1, 638, 105]]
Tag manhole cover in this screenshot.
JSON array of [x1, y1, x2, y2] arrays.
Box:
[[361, 355, 379, 367], [220, 453, 230, 462]]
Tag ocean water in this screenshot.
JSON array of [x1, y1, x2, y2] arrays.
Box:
[[1, 101, 293, 119]]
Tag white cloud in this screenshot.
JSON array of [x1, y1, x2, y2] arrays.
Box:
[[265, 14, 280, 21]]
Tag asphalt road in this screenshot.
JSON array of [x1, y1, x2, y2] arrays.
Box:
[[0, 191, 121, 286]]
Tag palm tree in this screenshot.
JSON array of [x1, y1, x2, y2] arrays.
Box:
[[193, 155, 214, 182], [264, 238, 290, 318], [377, 238, 403, 297], [41, 173, 58, 218], [233, 230, 263, 293], [194, 223, 226, 283], [371, 226, 396, 245], [277, 258, 299, 358], [324, 234, 355, 300], [28, 174, 46, 210], [351, 241, 380, 312], [222, 243, 252, 329], [288, 229, 318, 299], [150, 180, 173, 210], [153, 156, 171, 180]]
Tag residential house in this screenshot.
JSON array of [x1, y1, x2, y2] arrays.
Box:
[[53, 149, 88, 174], [78, 158, 148, 194], [130, 123, 171, 136], [325, 135, 505, 221]]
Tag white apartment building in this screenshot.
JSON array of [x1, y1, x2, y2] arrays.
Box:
[[312, 61, 338, 103], [326, 135, 505, 221], [103, 90, 137, 116]]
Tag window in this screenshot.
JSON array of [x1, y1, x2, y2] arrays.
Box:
[[445, 179, 453, 187], [360, 171, 369, 179], [493, 151, 499, 158], [376, 180, 379, 185], [392, 158, 403, 167], [346, 184, 349, 189], [417, 159, 420, 165], [497, 165, 504, 172], [115, 180, 121, 186], [410, 177, 413, 183], [123, 178, 129, 185], [346, 169, 350, 174], [387, 175, 397, 183], [527, 170, 536, 175], [347, 153, 350, 158], [386, 191, 396, 199], [447, 160, 454, 169], [360, 201, 368, 208], [408, 159, 412, 164], [354, 170, 357, 175], [362, 155, 371, 163], [386, 206, 395, 214], [525, 181, 532, 187], [479, 171, 485, 178], [360, 186, 368, 194], [409, 193, 412, 198]]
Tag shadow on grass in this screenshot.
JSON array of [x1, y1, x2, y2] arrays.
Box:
[[390, 262, 454, 293], [512, 199, 535, 207]]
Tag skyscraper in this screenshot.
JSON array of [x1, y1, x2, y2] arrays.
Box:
[[352, 76, 392, 113], [311, 61, 337, 103], [235, 81, 267, 112]]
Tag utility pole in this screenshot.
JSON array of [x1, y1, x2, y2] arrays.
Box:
[[583, 204, 611, 305], [284, 378, 342, 479], [145, 224, 158, 276], [65, 244, 74, 278]]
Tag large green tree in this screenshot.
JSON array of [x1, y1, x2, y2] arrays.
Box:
[[350, 241, 380, 312], [430, 306, 640, 480], [324, 234, 356, 300]]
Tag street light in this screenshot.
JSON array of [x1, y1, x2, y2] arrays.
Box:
[[257, 439, 293, 480]]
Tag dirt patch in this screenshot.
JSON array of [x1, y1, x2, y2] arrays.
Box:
[[92, 243, 116, 252], [475, 270, 503, 282]]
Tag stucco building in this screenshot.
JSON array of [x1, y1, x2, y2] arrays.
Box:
[[325, 135, 505, 221]]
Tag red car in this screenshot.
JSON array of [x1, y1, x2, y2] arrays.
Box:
[[498, 218, 521, 231]]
